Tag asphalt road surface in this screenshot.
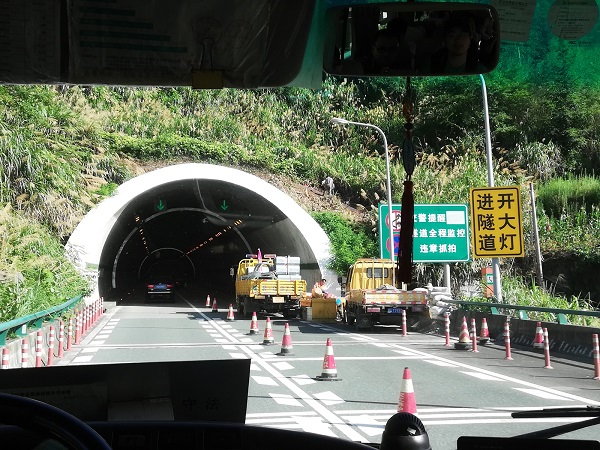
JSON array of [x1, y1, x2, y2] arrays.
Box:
[[59, 288, 600, 449]]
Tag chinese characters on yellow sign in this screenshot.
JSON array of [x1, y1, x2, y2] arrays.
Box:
[[469, 186, 524, 258]]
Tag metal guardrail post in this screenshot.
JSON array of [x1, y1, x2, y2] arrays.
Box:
[[0, 295, 84, 346], [439, 298, 600, 324]]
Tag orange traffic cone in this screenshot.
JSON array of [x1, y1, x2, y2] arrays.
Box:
[[479, 318, 490, 345], [533, 322, 544, 349], [397, 367, 417, 414], [227, 304, 235, 321], [212, 298, 218, 313], [205, 295, 211, 307], [316, 338, 341, 381], [454, 316, 471, 350], [262, 317, 274, 345], [248, 312, 260, 335], [276, 322, 294, 356]]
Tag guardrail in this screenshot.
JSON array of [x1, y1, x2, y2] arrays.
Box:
[[435, 297, 600, 325], [0, 295, 84, 346]]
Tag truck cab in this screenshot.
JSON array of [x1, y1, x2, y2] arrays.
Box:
[[345, 259, 429, 329], [235, 254, 306, 318]]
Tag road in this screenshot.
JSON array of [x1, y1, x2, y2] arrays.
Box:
[[59, 288, 600, 449]]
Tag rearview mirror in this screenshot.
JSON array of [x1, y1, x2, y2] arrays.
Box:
[[323, 2, 500, 77]]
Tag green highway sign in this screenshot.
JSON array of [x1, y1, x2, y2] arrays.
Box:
[[379, 204, 470, 263]]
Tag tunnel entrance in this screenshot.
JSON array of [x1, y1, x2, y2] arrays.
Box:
[[67, 164, 336, 301]]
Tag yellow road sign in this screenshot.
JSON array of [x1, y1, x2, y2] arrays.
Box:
[[469, 186, 524, 258]]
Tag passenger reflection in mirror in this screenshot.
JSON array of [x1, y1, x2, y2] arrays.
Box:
[[428, 14, 486, 75], [367, 24, 413, 74]]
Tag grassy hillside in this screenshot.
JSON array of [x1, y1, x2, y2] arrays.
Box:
[[0, 78, 599, 323]]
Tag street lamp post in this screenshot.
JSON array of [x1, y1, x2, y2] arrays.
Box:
[[332, 118, 395, 285], [480, 74, 503, 303]]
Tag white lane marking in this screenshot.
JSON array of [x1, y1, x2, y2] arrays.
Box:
[[102, 326, 115, 330], [422, 417, 587, 425], [340, 405, 592, 415], [229, 353, 248, 359], [272, 362, 294, 371], [252, 376, 279, 386], [269, 393, 303, 407], [214, 339, 229, 343], [390, 343, 600, 405], [249, 345, 263, 350], [72, 355, 94, 363], [294, 415, 337, 437], [372, 343, 390, 348], [314, 391, 345, 405], [81, 348, 100, 353], [260, 353, 278, 359], [237, 345, 369, 442], [393, 350, 418, 356], [250, 362, 261, 371], [425, 359, 457, 367], [239, 338, 254, 343], [222, 345, 237, 350], [291, 374, 318, 386], [461, 371, 505, 381], [246, 411, 317, 418], [341, 414, 385, 437], [90, 340, 105, 345], [513, 388, 574, 401]]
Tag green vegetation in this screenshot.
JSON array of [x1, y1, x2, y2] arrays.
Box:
[[464, 276, 600, 327], [1, 66, 600, 321], [0, 205, 90, 322], [312, 212, 378, 275]]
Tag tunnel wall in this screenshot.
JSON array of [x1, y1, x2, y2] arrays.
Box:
[[67, 163, 338, 301]]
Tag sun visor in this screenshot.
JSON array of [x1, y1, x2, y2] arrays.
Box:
[[0, 0, 316, 88], [68, 0, 316, 88]]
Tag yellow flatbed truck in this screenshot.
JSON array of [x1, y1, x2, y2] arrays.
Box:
[[234, 254, 307, 319], [344, 258, 430, 329]]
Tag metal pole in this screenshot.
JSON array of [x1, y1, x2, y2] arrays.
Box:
[[443, 263, 451, 292], [479, 74, 503, 303], [332, 118, 395, 286], [529, 182, 544, 289]]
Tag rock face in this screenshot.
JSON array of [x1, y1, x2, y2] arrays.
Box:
[[541, 251, 600, 307]]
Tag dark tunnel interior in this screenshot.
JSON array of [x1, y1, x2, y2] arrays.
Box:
[[96, 178, 319, 300]]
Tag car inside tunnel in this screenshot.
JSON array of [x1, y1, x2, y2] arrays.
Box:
[[94, 174, 325, 301]]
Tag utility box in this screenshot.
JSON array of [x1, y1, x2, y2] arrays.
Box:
[[482, 267, 494, 298], [311, 298, 337, 321]]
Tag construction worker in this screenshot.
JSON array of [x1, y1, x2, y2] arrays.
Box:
[[312, 278, 328, 298]]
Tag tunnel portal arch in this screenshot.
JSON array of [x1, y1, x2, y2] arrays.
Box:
[[67, 163, 338, 300]]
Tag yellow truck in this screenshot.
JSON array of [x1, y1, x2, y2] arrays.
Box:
[[343, 258, 430, 329], [234, 254, 307, 319]]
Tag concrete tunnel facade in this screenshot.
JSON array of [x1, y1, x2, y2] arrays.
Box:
[[66, 163, 339, 302]]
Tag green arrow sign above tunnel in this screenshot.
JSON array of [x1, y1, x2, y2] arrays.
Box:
[[154, 199, 167, 212]]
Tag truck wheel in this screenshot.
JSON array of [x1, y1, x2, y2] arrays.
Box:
[[346, 308, 355, 326], [243, 298, 251, 319], [356, 313, 372, 329]]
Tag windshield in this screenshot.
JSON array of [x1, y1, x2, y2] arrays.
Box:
[[1, 0, 600, 449]]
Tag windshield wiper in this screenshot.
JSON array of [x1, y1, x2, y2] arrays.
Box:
[[512, 406, 600, 439]]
